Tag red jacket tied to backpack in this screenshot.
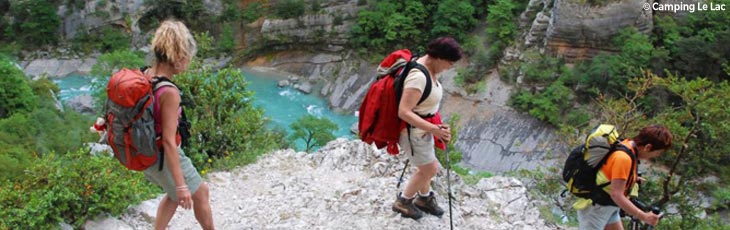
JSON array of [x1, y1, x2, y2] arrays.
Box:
[[359, 49, 445, 155]]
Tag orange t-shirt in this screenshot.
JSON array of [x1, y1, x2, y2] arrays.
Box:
[[598, 139, 637, 195]]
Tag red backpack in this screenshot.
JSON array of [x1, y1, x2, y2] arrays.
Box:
[[102, 68, 176, 171], [358, 49, 431, 155]]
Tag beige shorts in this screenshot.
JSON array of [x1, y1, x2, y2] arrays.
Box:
[[399, 127, 437, 166], [143, 148, 202, 202]]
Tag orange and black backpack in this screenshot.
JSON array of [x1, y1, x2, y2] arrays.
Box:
[[358, 49, 431, 155]]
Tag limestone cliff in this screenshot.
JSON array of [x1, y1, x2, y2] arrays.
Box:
[[522, 0, 653, 60]]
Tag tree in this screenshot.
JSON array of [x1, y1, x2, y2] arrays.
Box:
[[175, 64, 282, 168], [289, 115, 337, 152], [594, 72, 730, 228], [0, 56, 36, 118], [430, 0, 477, 42], [7, 0, 61, 47]]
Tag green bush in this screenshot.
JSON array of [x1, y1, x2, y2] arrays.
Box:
[[218, 23, 236, 53], [241, 2, 264, 23], [288, 115, 338, 152], [72, 26, 131, 54], [430, 0, 478, 42], [436, 114, 463, 169], [511, 81, 580, 127], [6, 0, 61, 47], [175, 65, 284, 170], [0, 148, 158, 229], [0, 56, 37, 118], [273, 0, 306, 19]]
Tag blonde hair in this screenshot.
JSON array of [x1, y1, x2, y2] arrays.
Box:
[[150, 20, 197, 65]]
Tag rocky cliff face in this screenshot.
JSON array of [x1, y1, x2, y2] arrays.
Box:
[[259, 0, 362, 52], [85, 139, 561, 230], [523, 0, 653, 60]]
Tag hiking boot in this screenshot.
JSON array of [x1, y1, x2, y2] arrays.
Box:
[[392, 193, 424, 220], [414, 191, 444, 217]]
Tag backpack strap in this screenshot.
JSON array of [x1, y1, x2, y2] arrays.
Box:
[[412, 64, 432, 106], [593, 141, 638, 201]]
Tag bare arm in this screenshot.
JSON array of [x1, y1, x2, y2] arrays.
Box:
[[159, 88, 193, 208], [610, 179, 660, 226], [397, 88, 450, 142]]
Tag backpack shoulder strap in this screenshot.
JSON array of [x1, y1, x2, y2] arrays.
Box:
[[607, 142, 638, 191], [412, 64, 431, 105], [152, 77, 179, 92]]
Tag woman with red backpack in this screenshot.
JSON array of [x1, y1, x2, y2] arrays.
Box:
[[142, 20, 215, 230], [392, 37, 463, 220]]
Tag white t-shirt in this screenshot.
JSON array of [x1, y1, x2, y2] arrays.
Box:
[[403, 67, 442, 116]]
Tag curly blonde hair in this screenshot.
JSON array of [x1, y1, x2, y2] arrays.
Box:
[[151, 20, 197, 65]]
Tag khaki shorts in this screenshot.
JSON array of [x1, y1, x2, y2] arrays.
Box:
[[399, 127, 437, 166], [143, 148, 202, 202], [577, 203, 621, 229]]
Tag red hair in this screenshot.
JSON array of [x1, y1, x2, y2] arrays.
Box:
[[632, 124, 673, 151]]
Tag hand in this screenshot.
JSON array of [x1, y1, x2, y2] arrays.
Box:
[[431, 124, 451, 143], [640, 211, 661, 226], [177, 186, 193, 210]]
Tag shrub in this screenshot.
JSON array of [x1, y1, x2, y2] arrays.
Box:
[[6, 0, 61, 47], [175, 65, 284, 169], [0, 148, 158, 229], [0, 56, 37, 118], [288, 115, 338, 152], [273, 0, 306, 19], [241, 2, 264, 23]]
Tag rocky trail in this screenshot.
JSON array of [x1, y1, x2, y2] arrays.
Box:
[[85, 139, 562, 230]]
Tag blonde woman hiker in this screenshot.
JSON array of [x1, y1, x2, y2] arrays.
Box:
[[143, 20, 215, 230], [392, 36, 463, 220]]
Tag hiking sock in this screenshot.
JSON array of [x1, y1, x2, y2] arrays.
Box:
[[418, 190, 432, 198], [401, 192, 417, 199]]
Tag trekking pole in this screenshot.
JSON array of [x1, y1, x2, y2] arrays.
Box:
[[396, 159, 409, 189], [441, 138, 454, 230]]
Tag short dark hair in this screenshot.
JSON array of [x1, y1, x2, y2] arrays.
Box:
[[632, 124, 673, 151], [426, 37, 463, 62]]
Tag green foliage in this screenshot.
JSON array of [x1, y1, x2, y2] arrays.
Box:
[[288, 115, 338, 152], [350, 0, 481, 55], [310, 0, 322, 13], [241, 2, 264, 23], [436, 114, 463, 168], [90, 50, 146, 113], [511, 166, 576, 226], [175, 64, 283, 169], [5, 0, 61, 47], [430, 0, 478, 43], [0, 148, 158, 229], [273, 0, 306, 19], [350, 1, 428, 54], [511, 81, 587, 127], [476, 0, 524, 68], [0, 56, 36, 118], [218, 23, 236, 53], [71, 26, 131, 54], [519, 51, 570, 85], [194, 31, 215, 59], [460, 170, 494, 185]]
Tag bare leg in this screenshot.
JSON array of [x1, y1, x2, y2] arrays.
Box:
[[154, 195, 178, 230], [605, 221, 624, 230], [193, 182, 214, 230], [403, 160, 439, 197]]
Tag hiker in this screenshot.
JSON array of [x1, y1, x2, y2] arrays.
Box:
[[143, 20, 215, 230], [576, 124, 672, 230], [392, 37, 462, 220]]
